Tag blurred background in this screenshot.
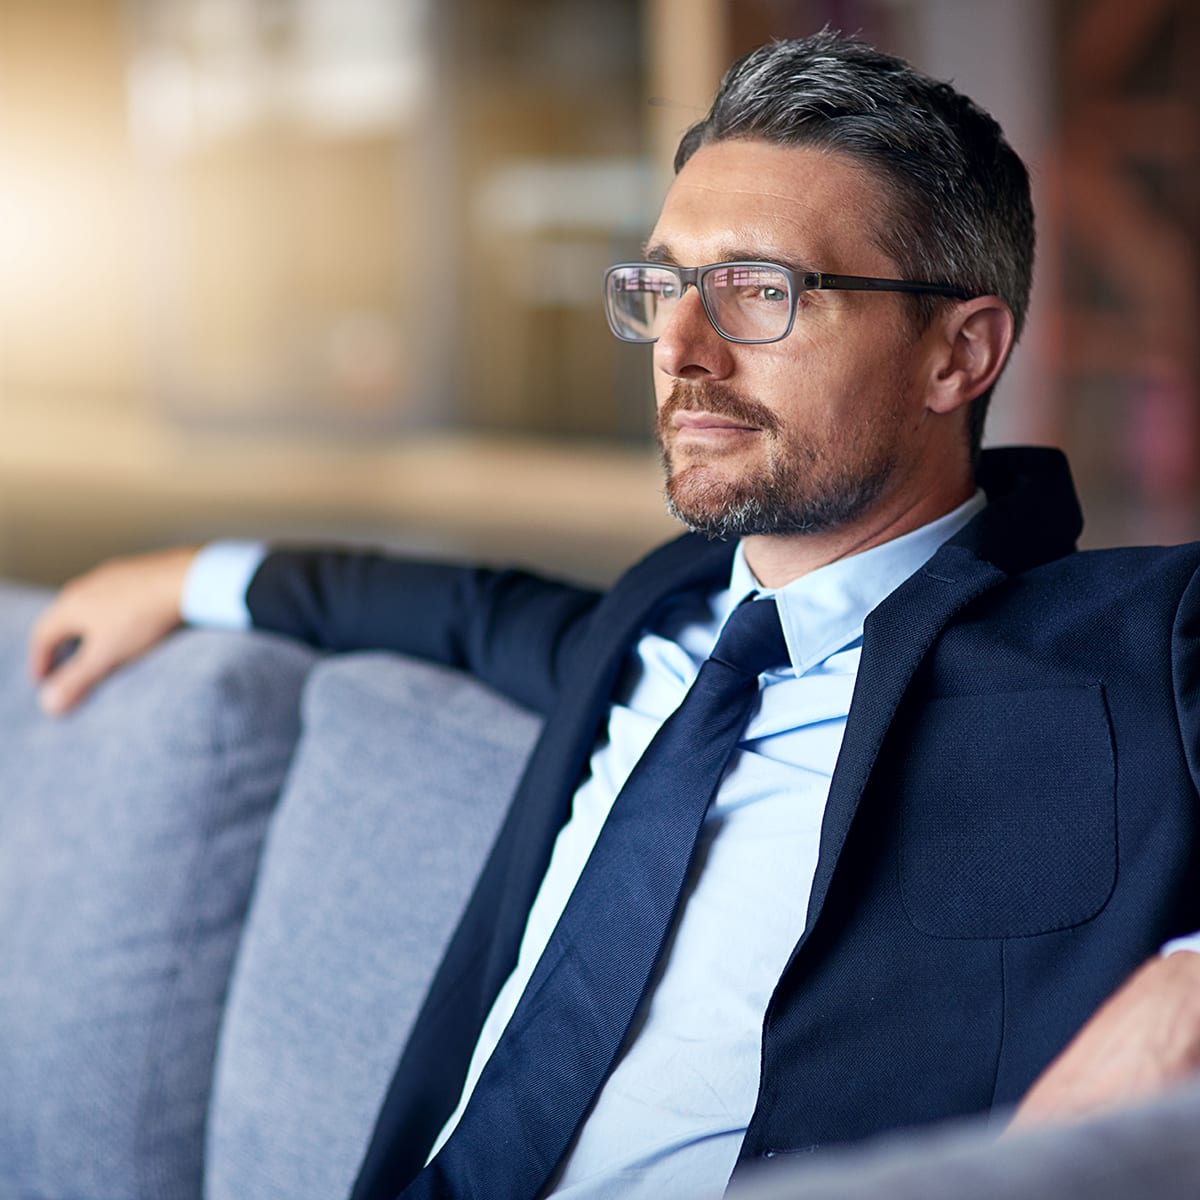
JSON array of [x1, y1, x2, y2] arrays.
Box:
[[0, 0, 1196, 587]]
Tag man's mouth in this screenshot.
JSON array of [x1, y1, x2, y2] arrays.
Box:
[[672, 412, 753, 432], [670, 411, 760, 435]]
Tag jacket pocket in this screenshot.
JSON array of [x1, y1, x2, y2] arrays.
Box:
[[897, 685, 1116, 938]]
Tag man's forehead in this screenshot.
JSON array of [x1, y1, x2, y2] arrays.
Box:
[[645, 142, 894, 272]]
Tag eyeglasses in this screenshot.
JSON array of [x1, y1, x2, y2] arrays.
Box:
[[603, 260, 974, 345]]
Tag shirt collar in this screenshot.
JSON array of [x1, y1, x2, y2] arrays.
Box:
[[723, 490, 987, 676]]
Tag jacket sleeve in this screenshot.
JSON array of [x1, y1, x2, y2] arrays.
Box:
[[244, 547, 603, 714]]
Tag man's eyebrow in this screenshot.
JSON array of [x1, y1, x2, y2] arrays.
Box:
[[640, 243, 816, 273], [643, 243, 677, 264]]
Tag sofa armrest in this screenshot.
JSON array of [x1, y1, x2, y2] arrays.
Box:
[[0, 581, 316, 1200], [729, 1078, 1200, 1200]]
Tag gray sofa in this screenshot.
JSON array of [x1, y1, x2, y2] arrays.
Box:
[[3, 577, 1200, 1200]]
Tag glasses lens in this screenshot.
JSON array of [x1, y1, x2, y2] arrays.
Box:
[[701, 264, 792, 342], [605, 266, 681, 342]]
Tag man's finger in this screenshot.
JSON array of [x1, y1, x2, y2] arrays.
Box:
[[38, 643, 112, 716], [27, 612, 73, 682]]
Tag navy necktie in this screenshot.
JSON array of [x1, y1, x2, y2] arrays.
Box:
[[401, 597, 789, 1200]]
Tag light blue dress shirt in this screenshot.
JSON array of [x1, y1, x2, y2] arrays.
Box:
[[181, 540, 265, 631]]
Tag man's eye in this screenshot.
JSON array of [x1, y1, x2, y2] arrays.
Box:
[[736, 284, 787, 303]]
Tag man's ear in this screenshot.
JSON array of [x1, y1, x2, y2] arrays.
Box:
[[924, 297, 1015, 415]]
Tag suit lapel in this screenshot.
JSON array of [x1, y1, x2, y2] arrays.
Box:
[[798, 545, 1014, 944]]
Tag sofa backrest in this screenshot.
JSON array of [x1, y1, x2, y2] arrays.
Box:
[[204, 651, 542, 1200]]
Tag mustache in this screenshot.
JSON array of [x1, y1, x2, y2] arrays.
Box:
[[658, 381, 782, 435]]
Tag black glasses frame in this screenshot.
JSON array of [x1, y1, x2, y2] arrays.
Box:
[[603, 260, 975, 345]]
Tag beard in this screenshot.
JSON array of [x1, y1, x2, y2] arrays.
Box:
[[657, 380, 902, 540]]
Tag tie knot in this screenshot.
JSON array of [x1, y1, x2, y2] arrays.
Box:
[[709, 597, 789, 679]]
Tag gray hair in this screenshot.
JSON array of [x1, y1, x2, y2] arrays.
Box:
[[675, 31, 1035, 456]]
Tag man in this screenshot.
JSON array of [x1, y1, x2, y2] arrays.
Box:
[[27, 31, 1200, 1200]]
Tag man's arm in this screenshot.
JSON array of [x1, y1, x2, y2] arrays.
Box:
[[1006, 950, 1200, 1132], [30, 544, 603, 716], [238, 546, 603, 712]]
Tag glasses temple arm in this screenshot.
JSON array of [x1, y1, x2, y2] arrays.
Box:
[[807, 272, 973, 301]]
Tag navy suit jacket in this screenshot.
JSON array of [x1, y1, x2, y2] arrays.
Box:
[[245, 447, 1200, 1196]]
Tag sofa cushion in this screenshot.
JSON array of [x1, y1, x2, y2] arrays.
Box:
[[0, 583, 315, 1200], [206, 652, 542, 1200]]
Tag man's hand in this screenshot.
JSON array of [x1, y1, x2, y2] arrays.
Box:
[[27, 547, 200, 716], [1006, 950, 1200, 1132]]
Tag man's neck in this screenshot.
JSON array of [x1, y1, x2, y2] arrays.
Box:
[[742, 478, 978, 590]]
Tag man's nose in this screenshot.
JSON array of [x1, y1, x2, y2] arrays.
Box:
[[653, 287, 736, 381]]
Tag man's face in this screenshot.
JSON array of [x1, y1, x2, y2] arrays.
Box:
[[647, 139, 942, 540]]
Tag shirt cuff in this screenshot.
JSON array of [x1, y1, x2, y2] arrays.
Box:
[[180, 540, 267, 631], [1160, 933, 1200, 957]]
